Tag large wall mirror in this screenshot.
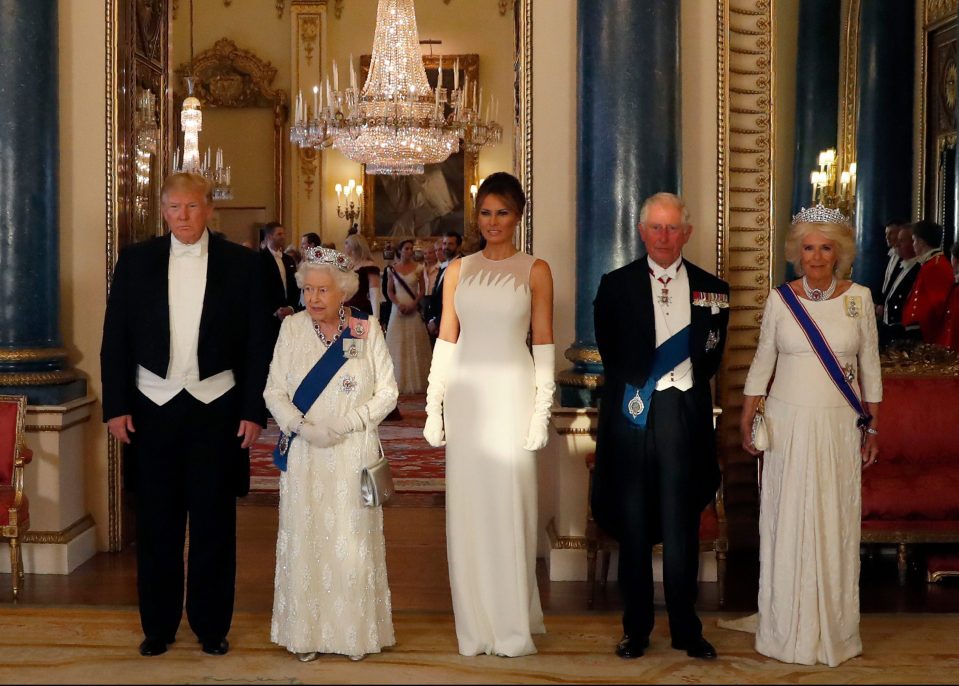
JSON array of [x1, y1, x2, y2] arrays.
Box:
[[106, 0, 532, 551]]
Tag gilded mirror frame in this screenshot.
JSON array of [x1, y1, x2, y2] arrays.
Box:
[[105, 0, 532, 552]]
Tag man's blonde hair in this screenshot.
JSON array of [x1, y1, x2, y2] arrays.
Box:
[[161, 172, 213, 205]]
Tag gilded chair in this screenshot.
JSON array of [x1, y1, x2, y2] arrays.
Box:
[[584, 452, 728, 609], [0, 394, 31, 601]]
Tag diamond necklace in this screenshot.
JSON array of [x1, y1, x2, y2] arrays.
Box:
[[313, 306, 346, 347], [802, 275, 837, 301]]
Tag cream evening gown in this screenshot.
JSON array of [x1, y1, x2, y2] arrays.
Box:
[[385, 264, 432, 393], [264, 311, 399, 658], [444, 251, 546, 657], [743, 283, 882, 667]]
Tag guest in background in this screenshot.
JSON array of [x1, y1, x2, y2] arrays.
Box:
[[285, 245, 302, 266], [878, 225, 920, 346], [260, 222, 300, 348], [902, 220, 953, 343], [343, 234, 382, 323], [592, 192, 728, 662], [937, 242, 959, 351], [425, 232, 464, 338], [300, 232, 321, 254], [878, 219, 906, 310], [740, 206, 881, 667], [421, 239, 442, 336], [264, 246, 397, 662], [423, 172, 555, 656], [101, 172, 271, 657], [385, 239, 432, 393]]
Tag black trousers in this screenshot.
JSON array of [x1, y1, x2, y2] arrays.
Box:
[[617, 387, 703, 644], [131, 389, 239, 643]]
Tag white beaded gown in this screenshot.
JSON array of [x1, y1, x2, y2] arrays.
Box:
[[264, 311, 399, 657], [385, 264, 432, 393], [743, 284, 882, 667], [444, 251, 546, 657]]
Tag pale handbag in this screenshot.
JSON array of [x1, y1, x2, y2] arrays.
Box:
[[360, 407, 394, 507], [751, 398, 769, 452]]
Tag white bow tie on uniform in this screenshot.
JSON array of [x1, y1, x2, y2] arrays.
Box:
[[171, 240, 202, 257]]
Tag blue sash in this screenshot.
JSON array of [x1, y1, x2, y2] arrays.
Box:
[[775, 284, 871, 427], [621, 326, 690, 429], [273, 310, 368, 471]]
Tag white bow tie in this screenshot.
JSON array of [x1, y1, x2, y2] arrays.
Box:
[[171, 240, 202, 257]]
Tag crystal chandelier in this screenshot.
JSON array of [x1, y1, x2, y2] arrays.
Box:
[[809, 148, 856, 219], [290, 0, 502, 176], [171, 0, 234, 200]]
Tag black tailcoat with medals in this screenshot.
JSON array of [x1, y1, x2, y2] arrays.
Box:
[[591, 258, 729, 541]]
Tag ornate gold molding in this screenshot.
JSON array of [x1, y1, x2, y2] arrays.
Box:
[[0, 348, 68, 362], [334, 0, 343, 19], [300, 16, 319, 65], [22, 514, 95, 545], [837, 0, 861, 176], [564, 346, 601, 364], [556, 370, 603, 390], [0, 370, 78, 386], [299, 148, 318, 199], [546, 518, 587, 550], [880, 342, 959, 376], [926, 0, 958, 27], [517, 0, 533, 252], [25, 416, 92, 433]]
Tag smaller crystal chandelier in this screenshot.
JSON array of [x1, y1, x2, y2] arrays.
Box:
[[171, 0, 234, 200], [289, 0, 502, 175], [809, 148, 856, 219]]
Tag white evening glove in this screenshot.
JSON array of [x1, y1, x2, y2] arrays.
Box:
[[299, 414, 358, 449], [423, 339, 456, 447], [368, 287, 381, 323], [523, 344, 556, 451]]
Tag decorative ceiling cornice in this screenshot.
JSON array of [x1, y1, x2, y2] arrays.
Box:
[[926, 0, 958, 28]]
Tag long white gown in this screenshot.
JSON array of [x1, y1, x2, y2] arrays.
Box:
[[743, 283, 882, 667], [385, 263, 432, 393], [264, 311, 399, 657], [444, 251, 546, 657]]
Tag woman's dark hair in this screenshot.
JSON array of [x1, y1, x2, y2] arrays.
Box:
[[474, 172, 526, 218], [396, 238, 415, 253], [302, 232, 321, 248]]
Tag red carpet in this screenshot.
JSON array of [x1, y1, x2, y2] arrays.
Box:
[[250, 394, 445, 494]]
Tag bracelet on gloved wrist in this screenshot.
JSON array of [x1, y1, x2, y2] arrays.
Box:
[[864, 427, 878, 435]]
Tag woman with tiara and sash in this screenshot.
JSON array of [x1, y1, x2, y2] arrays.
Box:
[[264, 246, 398, 663], [739, 205, 882, 667]]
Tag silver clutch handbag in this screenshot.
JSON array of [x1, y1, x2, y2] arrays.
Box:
[[360, 408, 394, 507], [751, 398, 769, 452]]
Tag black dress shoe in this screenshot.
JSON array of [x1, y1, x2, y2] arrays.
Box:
[[615, 635, 649, 659], [139, 637, 169, 657], [201, 638, 230, 655], [672, 636, 717, 659]]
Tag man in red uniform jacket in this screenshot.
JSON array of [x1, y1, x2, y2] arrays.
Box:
[[937, 242, 959, 350], [902, 220, 953, 343]]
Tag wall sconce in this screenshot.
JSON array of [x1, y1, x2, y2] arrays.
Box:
[[809, 148, 856, 218], [334, 178, 363, 227]]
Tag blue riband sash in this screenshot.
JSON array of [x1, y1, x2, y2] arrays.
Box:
[[775, 284, 871, 428], [273, 310, 367, 471], [621, 325, 690, 429]]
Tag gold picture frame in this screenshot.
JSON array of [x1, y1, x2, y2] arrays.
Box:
[[359, 54, 479, 251]]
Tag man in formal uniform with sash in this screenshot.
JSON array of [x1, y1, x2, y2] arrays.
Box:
[[902, 219, 954, 343], [592, 192, 730, 661]]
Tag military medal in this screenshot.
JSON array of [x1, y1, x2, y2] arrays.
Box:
[[705, 329, 720, 351], [650, 268, 673, 306], [843, 363, 856, 383], [627, 389, 645, 419]]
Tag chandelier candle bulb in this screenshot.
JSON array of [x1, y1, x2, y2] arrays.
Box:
[[454, 57, 459, 90], [333, 59, 339, 91], [350, 54, 357, 90], [313, 86, 319, 117]]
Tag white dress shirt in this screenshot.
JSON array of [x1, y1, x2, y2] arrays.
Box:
[[881, 247, 901, 295], [136, 230, 236, 405], [648, 256, 694, 391], [882, 256, 918, 324], [271, 247, 288, 293]]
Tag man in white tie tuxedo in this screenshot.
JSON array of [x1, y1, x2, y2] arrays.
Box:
[[879, 219, 907, 311], [425, 231, 464, 338], [259, 221, 299, 347], [101, 173, 271, 658]]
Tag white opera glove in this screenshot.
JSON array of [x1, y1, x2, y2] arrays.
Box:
[[423, 339, 456, 447], [368, 287, 381, 322], [523, 344, 556, 451], [299, 413, 359, 449]]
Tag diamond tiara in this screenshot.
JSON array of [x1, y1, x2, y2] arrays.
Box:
[[791, 203, 851, 227], [304, 246, 354, 272]]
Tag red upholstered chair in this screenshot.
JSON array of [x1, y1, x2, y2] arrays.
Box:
[[0, 395, 31, 601], [584, 452, 728, 608]]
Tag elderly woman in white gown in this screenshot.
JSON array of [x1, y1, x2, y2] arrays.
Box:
[[264, 246, 399, 663], [740, 205, 881, 667]]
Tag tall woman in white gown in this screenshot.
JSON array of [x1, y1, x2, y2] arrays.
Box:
[[740, 208, 881, 667], [264, 247, 399, 662], [423, 173, 556, 657], [385, 239, 432, 392]]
